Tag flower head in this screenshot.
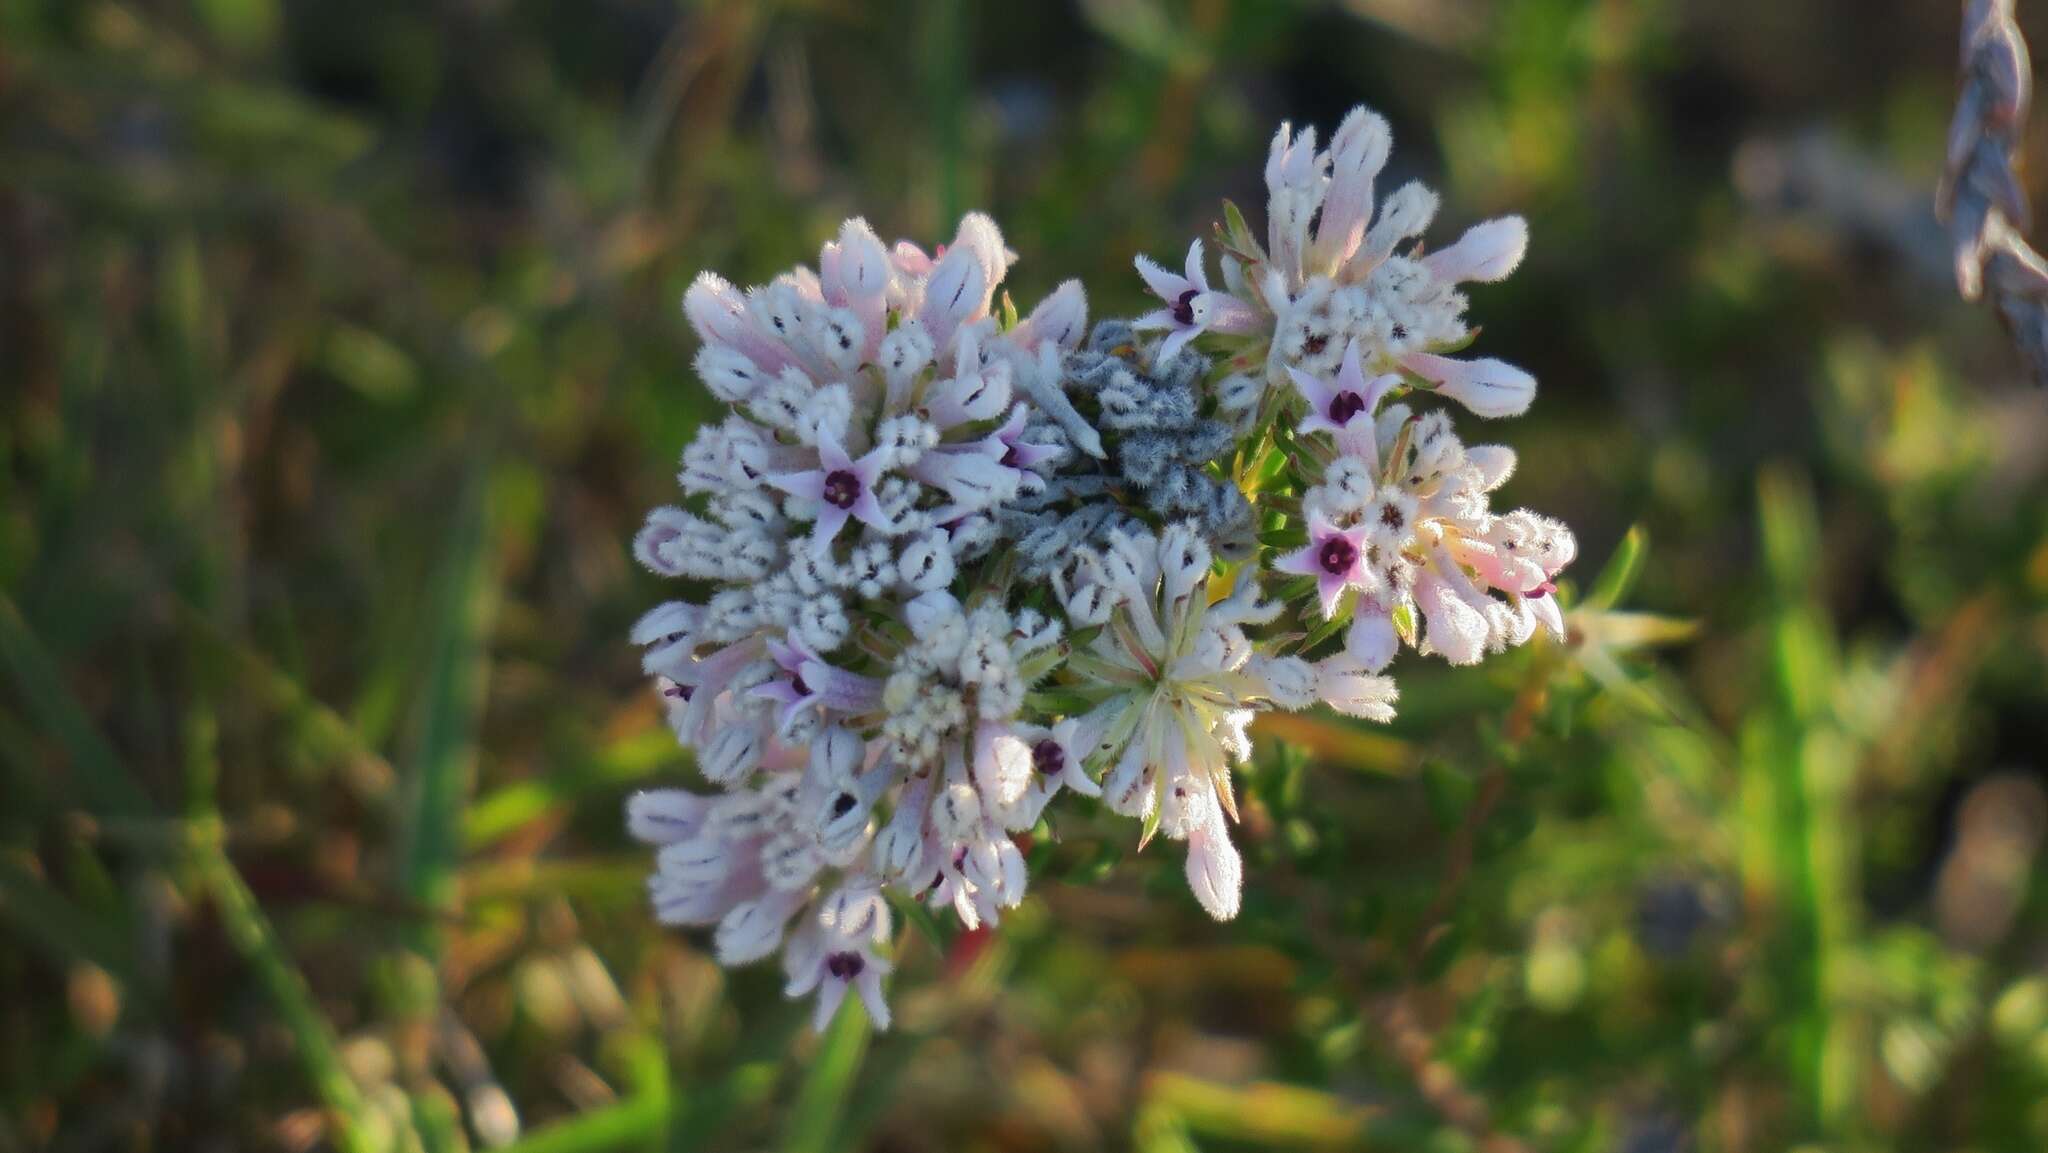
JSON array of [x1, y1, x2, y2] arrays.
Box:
[[630, 106, 1578, 1033]]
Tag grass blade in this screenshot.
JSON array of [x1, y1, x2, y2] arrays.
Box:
[[396, 466, 499, 959], [780, 993, 872, 1153], [199, 843, 379, 1153]]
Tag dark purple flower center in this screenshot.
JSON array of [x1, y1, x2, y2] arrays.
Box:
[[1327, 390, 1367, 425], [1031, 739, 1065, 776], [1171, 288, 1199, 327], [822, 469, 862, 510], [1001, 444, 1022, 468], [1379, 502, 1405, 530], [1318, 536, 1358, 575], [825, 951, 864, 980], [662, 682, 693, 701], [790, 672, 811, 697], [831, 792, 857, 818]]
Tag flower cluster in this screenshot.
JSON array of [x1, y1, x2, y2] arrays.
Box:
[[628, 107, 1576, 1030]]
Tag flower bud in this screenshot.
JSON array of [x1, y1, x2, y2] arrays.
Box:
[[716, 893, 796, 965], [934, 782, 983, 841], [1185, 813, 1243, 922], [1421, 216, 1528, 285], [1402, 354, 1536, 419], [1012, 279, 1088, 350], [1316, 657, 1399, 722], [1248, 655, 1317, 710], [625, 789, 711, 846], [810, 726, 866, 786]]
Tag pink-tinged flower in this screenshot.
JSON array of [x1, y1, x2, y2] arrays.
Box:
[[979, 405, 1059, 472], [1133, 240, 1262, 361], [906, 214, 1014, 355], [766, 434, 892, 554], [1264, 120, 1324, 283], [751, 637, 883, 734], [682, 271, 795, 375], [625, 789, 714, 846], [1309, 107, 1392, 273], [1274, 513, 1378, 619], [1400, 353, 1536, 419], [817, 218, 893, 360], [1286, 340, 1399, 463], [642, 636, 765, 747]]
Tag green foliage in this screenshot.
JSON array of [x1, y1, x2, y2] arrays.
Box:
[[4, 1, 2047, 1151]]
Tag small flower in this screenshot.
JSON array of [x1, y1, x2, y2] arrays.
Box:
[[1274, 513, 1378, 619], [1133, 240, 1261, 360], [1286, 339, 1399, 461], [751, 636, 883, 736], [784, 887, 894, 1030], [767, 433, 894, 554]]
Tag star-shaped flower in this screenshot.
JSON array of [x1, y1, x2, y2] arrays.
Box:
[[1286, 340, 1397, 464], [1133, 240, 1260, 361], [767, 433, 893, 554], [1273, 513, 1379, 619]]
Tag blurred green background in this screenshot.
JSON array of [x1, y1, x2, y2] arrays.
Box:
[[5, 1, 2048, 1150]]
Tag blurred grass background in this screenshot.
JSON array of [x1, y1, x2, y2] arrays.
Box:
[[4, 0, 2048, 1150]]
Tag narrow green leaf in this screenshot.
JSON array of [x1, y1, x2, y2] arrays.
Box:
[[396, 467, 499, 959], [491, 1096, 667, 1153], [781, 993, 872, 1153], [200, 846, 379, 1153], [1583, 524, 1648, 611]]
